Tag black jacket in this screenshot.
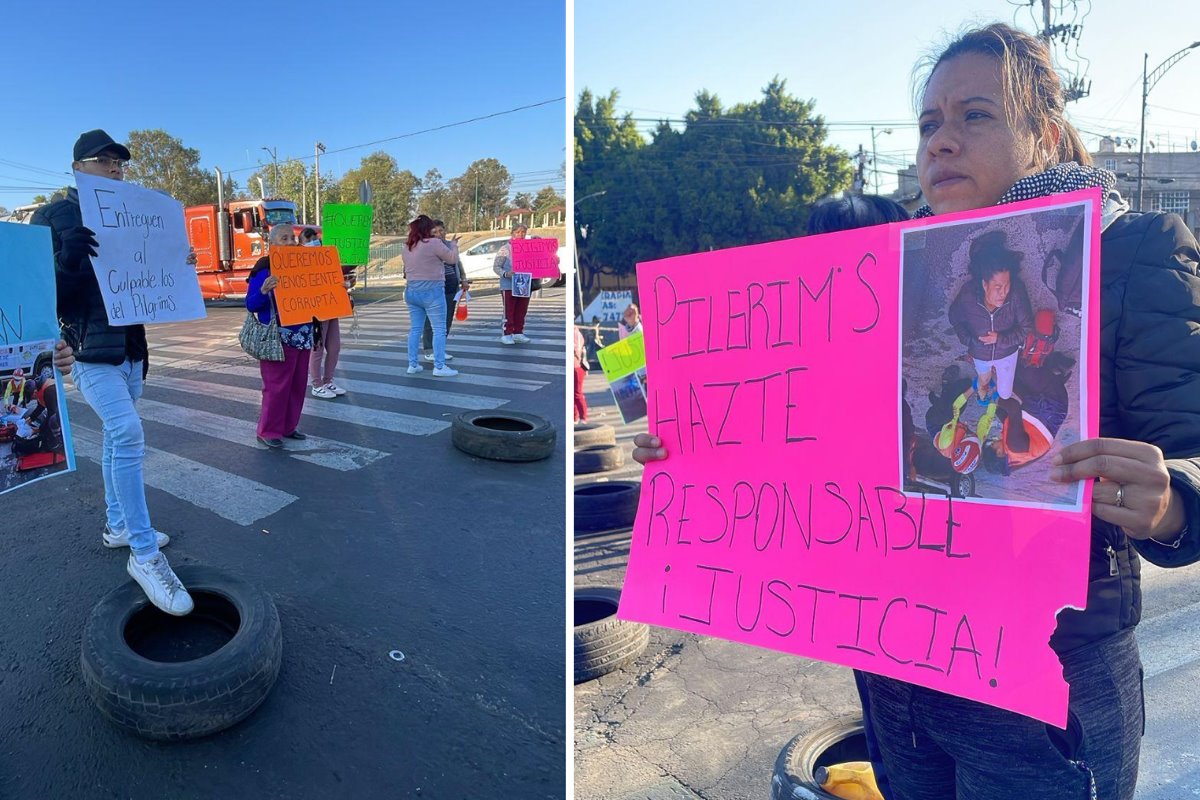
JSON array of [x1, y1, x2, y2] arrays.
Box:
[[948, 276, 1034, 362], [30, 188, 149, 371], [1051, 207, 1200, 654]]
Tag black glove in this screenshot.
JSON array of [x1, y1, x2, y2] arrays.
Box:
[[59, 226, 98, 270]]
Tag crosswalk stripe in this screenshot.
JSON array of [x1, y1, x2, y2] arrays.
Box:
[[338, 339, 563, 359], [147, 344, 549, 391], [144, 374, 450, 435], [72, 426, 299, 526], [347, 332, 564, 347], [338, 348, 564, 375], [69, 397, 390, 472], [334, 358, 547, 390], [150, 354, 507, 410]]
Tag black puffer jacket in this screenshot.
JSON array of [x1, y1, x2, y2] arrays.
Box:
[[30, 188, 148, 371], [1051, 206, 1200, 654], [948, 276, 1034, 361]]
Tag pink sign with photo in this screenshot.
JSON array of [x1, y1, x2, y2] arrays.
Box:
[[510, 237, 561, 279], [619, 189, 1103, 727]]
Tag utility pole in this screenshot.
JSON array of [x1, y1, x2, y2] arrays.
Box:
[[301, 173, 307, 224], [853, 145, 867, 195], [315, 142, 326, 225], [870, 126, 892, 195], [474, 172, 480, 232]]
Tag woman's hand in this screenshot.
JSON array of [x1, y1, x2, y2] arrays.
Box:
[[186, 247, 198, 266], [1051, 437, 1186, 540], [978, 331, 998, 345], [633, 433, 668, 465], [53, 340, 75, 375], [261, 275, 279, 293]]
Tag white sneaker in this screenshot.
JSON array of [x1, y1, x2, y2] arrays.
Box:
[[103, 524, 170, 549], [432, 366, 459, 377], [407, 365, 424, 374], [311, 384, 336, 399], [500, 335, 515, 345], [325, 381, 347, 396], [512, 333, 532, 344], [425, 352, 454, 362], [127, 553, 194, 616]]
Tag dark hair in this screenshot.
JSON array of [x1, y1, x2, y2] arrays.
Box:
[[406, 215, 435, 250], [807, 195, 910, 235], [300, 227, 318, 240], [968, 229, 1022, 282], [432, 219, 446, 228], [916, 23, 1091, 170]]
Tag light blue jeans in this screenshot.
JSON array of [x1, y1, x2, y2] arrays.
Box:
[[406, 280, 448, 369], [71, 359, 159, 558]]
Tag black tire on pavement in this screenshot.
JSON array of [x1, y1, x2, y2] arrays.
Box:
[[574, 444, 626, 474], [452, 410, 557, 462], [770, 716, 869, 800], [574, 480, 641, 533], [573, 422, 617, 448], [574, 585, 649, 683], [81, 565, 283, 741]]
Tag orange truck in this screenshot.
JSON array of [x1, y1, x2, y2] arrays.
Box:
[[185, 198, 321, 300]]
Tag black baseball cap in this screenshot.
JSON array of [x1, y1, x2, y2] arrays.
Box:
[[73, 129, 131, 162]]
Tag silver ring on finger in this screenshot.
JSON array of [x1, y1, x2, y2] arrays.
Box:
[[1115, 484, 1125, 508]]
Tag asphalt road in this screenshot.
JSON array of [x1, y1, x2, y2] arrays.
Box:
[[0, 290, 568, 799], [574, 370, 1200, 800]]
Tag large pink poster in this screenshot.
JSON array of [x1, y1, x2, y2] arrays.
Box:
[[619, 189, 1102, 727]]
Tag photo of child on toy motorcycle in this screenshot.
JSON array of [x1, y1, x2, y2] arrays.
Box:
[[901, 206, 1087, 508]]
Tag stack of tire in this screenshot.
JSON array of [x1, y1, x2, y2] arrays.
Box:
[[573, 423, 640, 536]]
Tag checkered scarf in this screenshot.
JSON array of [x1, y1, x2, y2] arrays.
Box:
[[912, 162, 1117, 218]]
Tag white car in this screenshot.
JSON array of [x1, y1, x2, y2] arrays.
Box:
[[459, 235, 565, 285]]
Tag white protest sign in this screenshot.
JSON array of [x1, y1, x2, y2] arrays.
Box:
[[581, 289, 632, 323], [75, 171, 206, 325]]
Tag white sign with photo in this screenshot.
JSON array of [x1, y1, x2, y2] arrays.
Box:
[[512, 272, 532, 298]]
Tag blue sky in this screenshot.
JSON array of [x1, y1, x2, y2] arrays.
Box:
[[574, 1, 1200, 194], [1, 0, 567, 208]]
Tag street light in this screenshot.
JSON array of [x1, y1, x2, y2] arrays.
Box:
[[1138, 41, 1200, 212], [261, 146, 278, 196], [314, 142, 326, 225], [871, 127, 893, 195]]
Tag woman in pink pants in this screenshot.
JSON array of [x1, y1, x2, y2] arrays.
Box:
[[245, 225, 313, 448]]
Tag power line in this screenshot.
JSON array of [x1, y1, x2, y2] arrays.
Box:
[[224, 97, 566, 176]]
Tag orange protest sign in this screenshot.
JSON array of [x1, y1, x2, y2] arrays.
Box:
[[269, 246, 352, 326]]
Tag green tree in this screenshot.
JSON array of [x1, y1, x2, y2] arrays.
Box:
[[449, 158, 512, 231], [336, 151, 418, 235], [511, 192, 534, 211], [574, 80, 852, 285], [532, 185, 564, 220], [124, 129, 220, 206]]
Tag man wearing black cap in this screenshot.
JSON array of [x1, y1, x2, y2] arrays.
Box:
[[31, 129, 193, 616]]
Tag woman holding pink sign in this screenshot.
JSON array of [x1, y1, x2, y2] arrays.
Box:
[[636, 22, 1200, 800], [493, 222, 533, 345]]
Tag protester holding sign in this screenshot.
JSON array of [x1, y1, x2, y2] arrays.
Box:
[[401, 215, 459, 377], [635, 24, 1200, 799], [493, 222, 533, 345], [31, 129, 192, 617], [246, 225, 315, 448], [421, 220, 468, 363], [303, 228, 349, 400]]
